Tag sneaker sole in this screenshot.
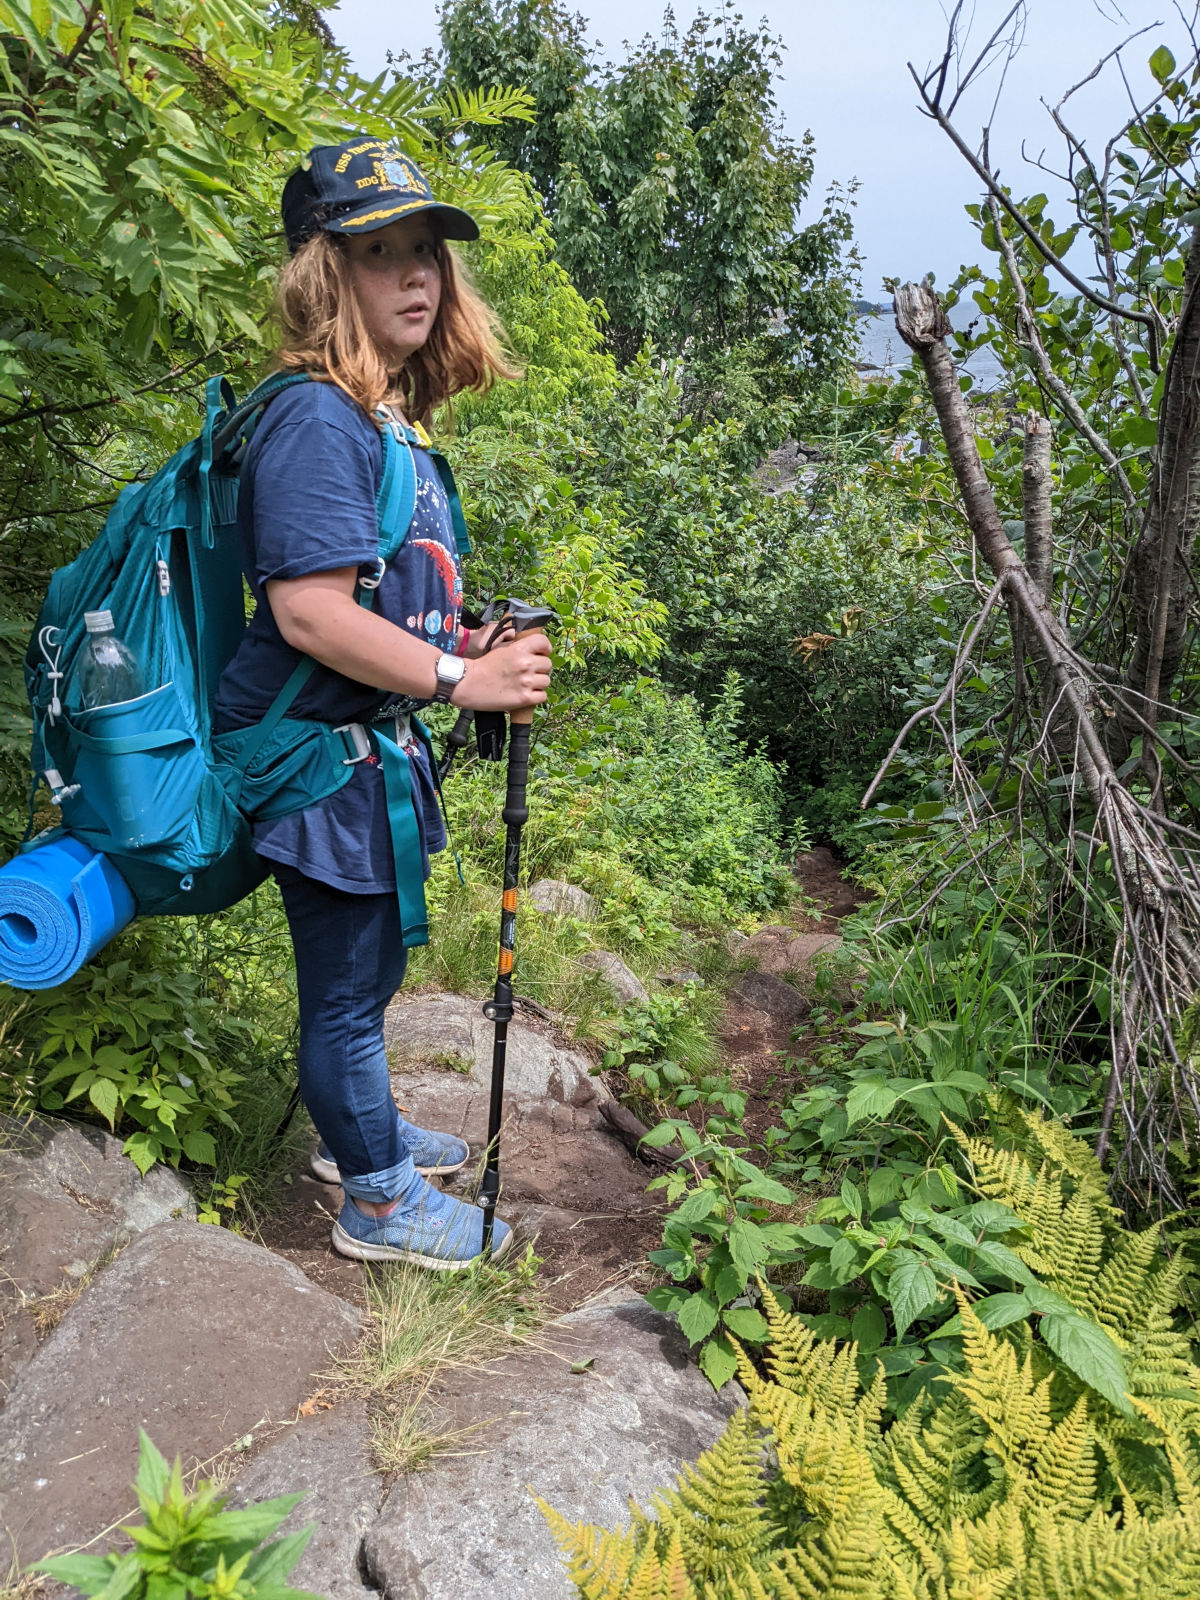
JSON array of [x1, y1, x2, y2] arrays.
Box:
[[310, 1151, 469, 1185], [330, 1220, 513, 1270]]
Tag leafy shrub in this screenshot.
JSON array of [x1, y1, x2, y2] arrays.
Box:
[[642, 1107, 805, 1388], [34, 1431, 317, 1599], [0, 910, 294, 1175], [542, 1277, 1200, 1599]]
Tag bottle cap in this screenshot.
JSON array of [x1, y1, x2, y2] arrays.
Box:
[[83, 609, 114, 633]]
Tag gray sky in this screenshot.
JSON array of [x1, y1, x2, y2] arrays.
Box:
[[327, 0, 1178, 296]]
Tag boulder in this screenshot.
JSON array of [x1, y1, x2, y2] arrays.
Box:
[[722, 928, 751, 955], [228, 1401, 380, 1600], [526, 880, 599, 922], [656, 968, 703, 987], [383, 993, 650, 1217], [732, 969, 811, 1027], [577, 950, 649, 1007], [746, 927, 842, 977], [386, 993, 599, 1123], [0, 1218, 361, 1571], [363, 1298, 742, 1599], [0, 1114, 193, 1407]]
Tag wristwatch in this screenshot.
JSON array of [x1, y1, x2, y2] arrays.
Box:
[[432, 651, 467, 705]]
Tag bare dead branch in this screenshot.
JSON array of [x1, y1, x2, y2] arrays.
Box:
[[908, 61, 1160, 340]]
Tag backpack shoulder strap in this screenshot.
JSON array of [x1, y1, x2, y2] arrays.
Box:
[[408, 418, 471, 556]]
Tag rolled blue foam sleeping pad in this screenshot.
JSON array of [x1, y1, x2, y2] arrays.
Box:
[[0, 834, 135, 990]]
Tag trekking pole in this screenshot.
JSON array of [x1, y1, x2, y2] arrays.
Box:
[[480, 598, 556, 1253]]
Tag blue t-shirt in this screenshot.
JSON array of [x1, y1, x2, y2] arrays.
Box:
[[213, 381, 461, 894]]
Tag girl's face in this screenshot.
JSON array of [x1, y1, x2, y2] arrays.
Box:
[[343, 216, 442, 372]]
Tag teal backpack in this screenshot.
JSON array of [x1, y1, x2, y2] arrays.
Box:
[[23, 371, 466, 948]]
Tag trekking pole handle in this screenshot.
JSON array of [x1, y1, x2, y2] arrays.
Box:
[[492, 598, 556, 823]]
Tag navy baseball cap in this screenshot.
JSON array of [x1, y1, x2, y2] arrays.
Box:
[[282, 137, 480, 254]]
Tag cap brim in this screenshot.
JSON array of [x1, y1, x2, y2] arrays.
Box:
[[325, 196, 479, 242]]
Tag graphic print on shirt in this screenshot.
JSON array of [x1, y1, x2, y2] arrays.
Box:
[[406, 467, 463, 652]]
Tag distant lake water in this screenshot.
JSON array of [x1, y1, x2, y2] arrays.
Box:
[[856, 309, 1005, 392]]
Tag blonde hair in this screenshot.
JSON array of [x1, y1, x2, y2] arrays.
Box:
[[273, 228, 520, 425]]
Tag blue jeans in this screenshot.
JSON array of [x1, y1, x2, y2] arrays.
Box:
[[275, 863, 412, 1202]]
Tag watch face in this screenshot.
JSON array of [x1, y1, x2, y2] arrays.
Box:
[[436, 653, 467, 684]]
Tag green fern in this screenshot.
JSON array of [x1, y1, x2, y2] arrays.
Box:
[[545, 1116, 1200, 1599]]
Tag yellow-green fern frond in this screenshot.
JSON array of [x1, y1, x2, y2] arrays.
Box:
[[1009, 1105, 1114, 1209], [1031, 1185, 1107, 1306], [651, 1409, 771, 1582], [765, 1488, 889, 1600], [948, 1124, 1035, 1206], [1026, 1396, 1097, 1522], [884, 1388, 998, 1539], [950, 1294, 1053, 1475], [537, 1499, 642, 1599], [938, 1516, 1015, 1600], [1083, 1224, 1162, 1336], [758, 1285, 874, 1425]]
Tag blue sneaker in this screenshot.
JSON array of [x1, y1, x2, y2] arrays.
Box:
[[331, 1172, 512, 1269], [311, 1119, 470, 1185]]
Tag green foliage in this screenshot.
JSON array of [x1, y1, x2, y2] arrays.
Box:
[[542, 1274, 1200, 1598], [0, 909, 294, 1174], [439, 0, 857, 420], [643, 1107, 803, 1391], [34, 1430, 317, 1599]]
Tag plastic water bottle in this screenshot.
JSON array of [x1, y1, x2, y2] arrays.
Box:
[[75, 610, 145, 709]]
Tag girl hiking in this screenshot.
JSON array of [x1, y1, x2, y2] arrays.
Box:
[[213, 137, 550, 1269]]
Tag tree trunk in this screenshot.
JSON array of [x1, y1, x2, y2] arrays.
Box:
[[1110, 223, 1200, 765]]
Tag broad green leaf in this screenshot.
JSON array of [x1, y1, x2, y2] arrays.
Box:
[[699, 1333, 739, 1389], [1150, 44, 1176, 83], [845, 1079, 899, 1126], [678, 1292, 720, 1345], [728, 1218, 770, 1276], [840, 1178, 863, 1220], [851, 1302, 887, 1353], [734, 1172, 794, 1205], [88, 1076, 120, 1129], [181, 1130, 216, 1165], [889, 1255, 938, 1339], [937, 1293, 1033, 1337], [1039, 1313, 1133, 1416], [722, 1306, 770, 1343], [972, 1240, 1038, 1288]]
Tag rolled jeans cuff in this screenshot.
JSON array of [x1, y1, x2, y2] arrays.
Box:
[[340, 1154, 415, 1204]]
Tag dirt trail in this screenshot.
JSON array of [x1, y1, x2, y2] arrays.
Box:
[[256, 846, 865, 1311], [723, 846, 870, 1143]]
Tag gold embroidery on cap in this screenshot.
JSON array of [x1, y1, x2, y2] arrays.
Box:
[[337, 197, 434, 227], [334, 139, 384, 173]]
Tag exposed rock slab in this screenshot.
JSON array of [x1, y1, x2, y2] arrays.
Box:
[[732, 968, 811, 1026], [0, 1218, 361, 1571], [0, 1114, 193, 1408], [577, 949, 648, 1007], [527, 880, 599, 921], [229, 1402, 380, 1600], [363, 1299, 741, 1599]]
